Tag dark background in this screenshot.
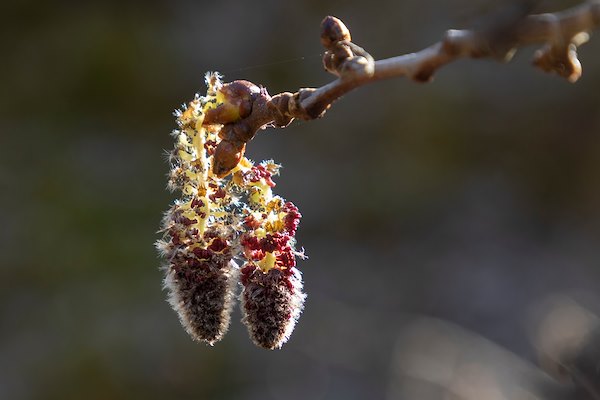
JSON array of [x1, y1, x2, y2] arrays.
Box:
[[1, 0, 599, 399]]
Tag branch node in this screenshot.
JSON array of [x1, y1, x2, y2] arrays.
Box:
[[291, 88, 328, 120], [268, 92, 295, 128]]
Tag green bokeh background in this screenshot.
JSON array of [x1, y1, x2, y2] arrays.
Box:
[[1, 0, 599, 399]]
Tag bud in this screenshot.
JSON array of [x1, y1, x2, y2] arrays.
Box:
[[532, 32, 589, 83], [213, 140, 246, 178], [533, 42, 583, 83], [320, 16, 351, 49], [203, 80, 260, 125]]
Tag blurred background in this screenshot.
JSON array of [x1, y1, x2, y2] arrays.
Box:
[[1, 0, 600, 399]]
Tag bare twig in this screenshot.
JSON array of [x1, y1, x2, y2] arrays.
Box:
[[298, 1, 600, 119], [204, 1, 600, 177]]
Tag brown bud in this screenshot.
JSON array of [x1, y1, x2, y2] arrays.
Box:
[[203, 80, 260, 125], [320, 16, 351, 49], [213, 140, 246, 178], [533, 43, 582, 83]]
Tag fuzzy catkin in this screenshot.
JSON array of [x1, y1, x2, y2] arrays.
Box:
[[157, 72, 306, 348], [164, 255, 237, 344], [241, 265, 306, 349]]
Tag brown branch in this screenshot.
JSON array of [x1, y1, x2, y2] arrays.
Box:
[[206, 1, 600, 177], [297, 1, 600, 119]]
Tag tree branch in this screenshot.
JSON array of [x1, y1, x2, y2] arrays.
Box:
[[205, 1, 600, 177], [297, 1, 600, 119]]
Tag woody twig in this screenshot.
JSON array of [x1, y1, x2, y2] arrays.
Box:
[[204, 1, 600, 177]]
